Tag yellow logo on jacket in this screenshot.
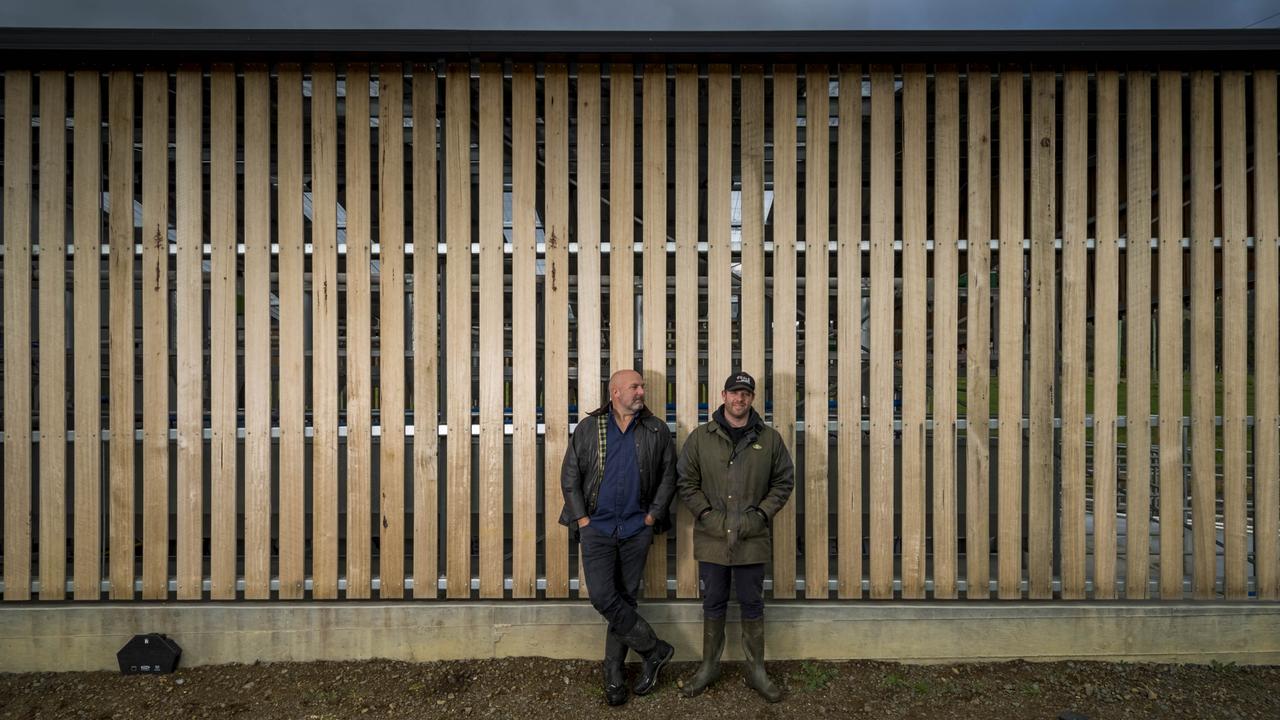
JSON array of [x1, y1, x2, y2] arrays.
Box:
[[752, 443, 763, 450]]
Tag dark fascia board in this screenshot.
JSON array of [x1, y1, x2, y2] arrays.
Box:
[[1, 28, 1278, 66]]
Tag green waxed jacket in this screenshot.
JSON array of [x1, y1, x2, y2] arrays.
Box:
[[676, 406, 795, 566]]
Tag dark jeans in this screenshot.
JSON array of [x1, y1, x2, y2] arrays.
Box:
[[699, 561, 765, 620], [579, 524, 654, 635]]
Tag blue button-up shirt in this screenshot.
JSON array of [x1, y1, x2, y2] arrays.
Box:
[[589, 411, 648, 538]]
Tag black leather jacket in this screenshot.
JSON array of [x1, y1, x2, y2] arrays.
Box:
[[558, 403, 678, 535]]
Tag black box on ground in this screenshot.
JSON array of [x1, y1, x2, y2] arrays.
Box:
[[117, 633, 182, 675]]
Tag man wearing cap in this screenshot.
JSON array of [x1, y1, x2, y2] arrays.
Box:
[[560, 369, 677, 705], [675, 371, 794, 702]]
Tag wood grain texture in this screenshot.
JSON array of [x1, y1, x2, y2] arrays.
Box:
[[1060, 69, 1088, 600], [378, 63, 407, 599], [869, 65, 895, 599], [411, 64, 440, 598], [771, 65, 798, 600], [676, 64, 701, 599], [243, 67, 271, 600], [311, 65, 340, 599], [172, 67, 202, 597], [545, 64, 572, 599], [276, 66, 305, 600], [1254, 69, 1279, 601], [510, 64, 537, 599], [72, 70, 102, 600], [804, 64, 831, 599], [1157, 70, 1186, 601], [37, 70, 68, 600], [740, 67, 766, 415], [996, 68, 1024, 600], [210, 67, 239, 600], [1125, 71, 1153, 600], [1027, 70, 1055, 600], [1094, 70, 1120, 600], [346, 64, 374, 599], [1220, 71, 1248, 600], [575, 64, 603, 599], [965, 67, 992, 600], [4, 71, 32, 601], [107, 70, 135, 600], [932, 66, 960, 600], [141, 69, 171, 600], [1189, 70, 1216, 600], [900, 65, 927, 600], [641, 64, 668, 599], [706, 66, 731, 423], [836, 64, 863, 599], [477, 63, 504, 599], [444, 63, 472, 599], [609, 63, 635, 374]]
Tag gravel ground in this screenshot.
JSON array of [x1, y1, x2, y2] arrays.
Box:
[[3, 657, 1279, 719]]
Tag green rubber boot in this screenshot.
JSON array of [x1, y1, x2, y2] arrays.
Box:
[[679, 617, 725, 697]]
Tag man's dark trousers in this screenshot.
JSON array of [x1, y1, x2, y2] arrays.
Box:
[[580, 524, 653, 635]]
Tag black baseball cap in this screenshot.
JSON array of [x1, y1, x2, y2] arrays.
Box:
[[723, 371, 756, 393]]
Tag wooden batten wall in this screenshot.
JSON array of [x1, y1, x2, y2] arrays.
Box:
[[0, 62, 1278, 603]]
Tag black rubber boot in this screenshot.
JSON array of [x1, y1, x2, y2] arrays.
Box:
[[603, 628, 629, 706], [619, 616, 673, 695], [679, 617, 726, 697], [741, 619, 782, 703]]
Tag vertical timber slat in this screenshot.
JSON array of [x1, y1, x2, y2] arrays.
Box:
[[107, 70, 135, 600], [869, 65, 895, 599], [545, 64, 572, 599], [345, 65, 374, 599], [837, 64, 863, 599], [210, 67, 238, 600], [277, 66, 305, 599], [1061, 69, 1088, 600], [1157, 70, 1186, 600], [641, 64, 668, 598], [804, 64, 831, 599], [72, 70, 102, 600], [965, 67, 992, 599], [176, 68, 203, 600], [932, 66, 960, 600], [575, 65, 602, 599], [996, 68, 1024, 600], [609, 63, 635, 374], [511, 64, 538, 598], [378, 63, 407, 599], [1125, 71, 1154, 599], [311, 65, 339, 600], [900, 65, 927, 600], [676, 64, 702, 599], [1094, 70, 1120, 600], [141, 70, 171, 600], [741, 67, 765, 416], [1028, 69, 1055, 600], [1255, 69, 1279, 601], [4, 71, 32, 600], [444, 62, 472, 599], [412, 64, 440, 598], [477, 63, 504, 599], [1221, 71, 1248, 600], [1090, 73, 1121, 597], [38, 70, 68, 600], [771, 65, 799, 599], [707, 67, 731, 432], [243, 67, 271, 600], [1190, 70, 1216, 599]]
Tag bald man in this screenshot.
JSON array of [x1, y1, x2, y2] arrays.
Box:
[[560, 369, 677, 705]]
